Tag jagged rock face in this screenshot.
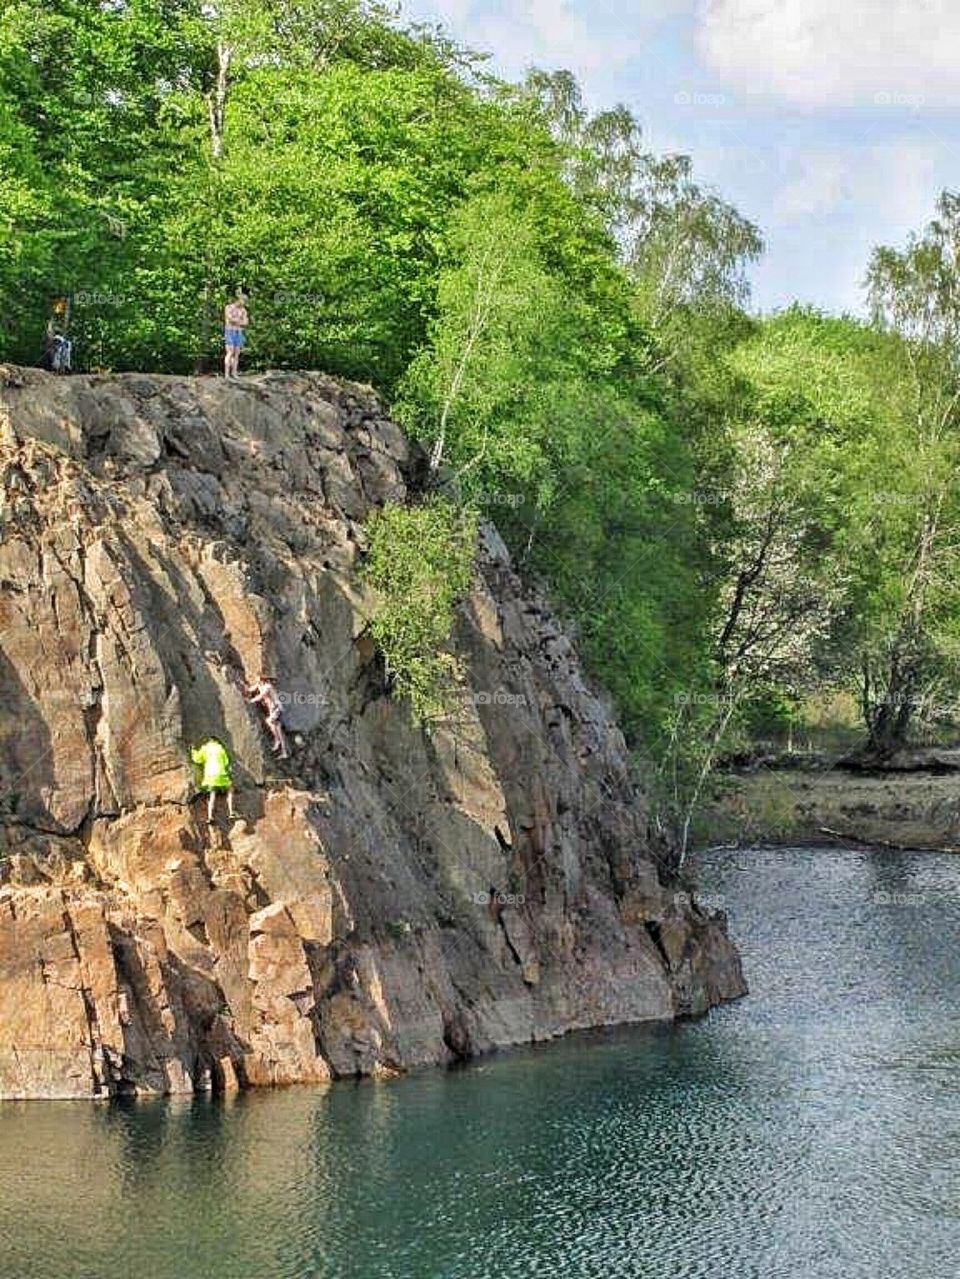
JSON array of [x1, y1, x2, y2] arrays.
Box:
[[0, 366, 744, 1099]]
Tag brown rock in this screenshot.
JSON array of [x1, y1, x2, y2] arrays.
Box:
[[0, 367, 744, 1099]]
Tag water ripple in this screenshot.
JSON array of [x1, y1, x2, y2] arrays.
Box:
[[1, 845, 959, 1278]]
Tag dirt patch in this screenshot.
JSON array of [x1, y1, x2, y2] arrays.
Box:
[[701, 764, 960, 850]]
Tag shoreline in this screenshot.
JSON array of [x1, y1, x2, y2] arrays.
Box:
[[699, 757, 960, 853]]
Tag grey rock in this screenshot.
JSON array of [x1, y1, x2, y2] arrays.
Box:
[[0, 367, 744, 1099]]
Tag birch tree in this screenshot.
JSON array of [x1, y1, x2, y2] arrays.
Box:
[[398, 192, 561, 479]]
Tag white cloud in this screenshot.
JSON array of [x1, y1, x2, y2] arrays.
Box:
[[697, 0, 960, 108], [774, 151, 850, 222], [770, 140, 939, 228], [405, 0, 689, 83]]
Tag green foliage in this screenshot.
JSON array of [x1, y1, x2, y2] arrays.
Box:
[[0, 0, 210, 364], [396, 190, 565, 476], [361, 499, 477, 723], [0, 0, 490, 372], [392, 126, 738, 746], [721, 302, 960, 755]]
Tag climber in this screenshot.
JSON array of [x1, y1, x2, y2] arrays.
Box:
[[223, 290, 249, 380], [246, 674, 288, 759], [191, 737, 237, 824]]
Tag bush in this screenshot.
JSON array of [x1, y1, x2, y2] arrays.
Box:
[[362, 498, 477, 723]]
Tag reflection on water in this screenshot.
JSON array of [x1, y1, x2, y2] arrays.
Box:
[[2, 846, 959, 1278]]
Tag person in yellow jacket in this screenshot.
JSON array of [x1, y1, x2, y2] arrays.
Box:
[[191, 737, 236, 824]]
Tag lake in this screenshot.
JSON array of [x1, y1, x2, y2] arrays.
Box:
[[2, 844, 958, 1278]]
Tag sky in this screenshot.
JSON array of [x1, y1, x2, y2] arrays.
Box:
[[398, 0, 960, 316]]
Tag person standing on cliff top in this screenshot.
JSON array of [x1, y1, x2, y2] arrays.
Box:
[[191, 737, 237, 824], [223, 291, 249, 380]]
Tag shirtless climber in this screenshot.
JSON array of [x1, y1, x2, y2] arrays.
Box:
[[223, 291, 249, 380], [246, 674, 289, 759], [191, 737, 237, 824]]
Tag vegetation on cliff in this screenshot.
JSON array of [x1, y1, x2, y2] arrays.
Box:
[[362, 497, 476, 722]]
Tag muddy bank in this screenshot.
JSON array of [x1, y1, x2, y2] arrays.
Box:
[[702, 753, 960, 850]]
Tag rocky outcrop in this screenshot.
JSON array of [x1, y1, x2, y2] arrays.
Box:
[[0, 366, 743, 1099]]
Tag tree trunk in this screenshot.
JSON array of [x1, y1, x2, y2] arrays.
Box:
[[861, 497, 942, 759], [207, 42, 231, 161], [196, 41, 232, 373], [862, 631, 924, 759]]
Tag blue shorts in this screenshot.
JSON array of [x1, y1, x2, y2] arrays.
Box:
[[224, 326, 246, 349]]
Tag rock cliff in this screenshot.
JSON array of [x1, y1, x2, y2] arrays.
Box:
[[0, 366, 743, 1099]]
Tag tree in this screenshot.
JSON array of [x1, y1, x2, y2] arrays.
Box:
[[362, 498, 477, 722], [397, 192, 563, 477], [863, 194, 960, 754], [723, 305, 960, 760], [522, 70, 763, 353], [0, 0, 209, 365]]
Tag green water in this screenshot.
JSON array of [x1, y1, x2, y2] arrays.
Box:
[[2, 845, 960, 1278]]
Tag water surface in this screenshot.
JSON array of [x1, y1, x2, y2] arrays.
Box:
[[2, 845, 959, 1278]]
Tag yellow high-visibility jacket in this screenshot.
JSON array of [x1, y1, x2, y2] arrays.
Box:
[[191, 740, 232, 790]]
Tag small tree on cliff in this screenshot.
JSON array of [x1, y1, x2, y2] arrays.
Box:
[[361, 498, 477, 723]]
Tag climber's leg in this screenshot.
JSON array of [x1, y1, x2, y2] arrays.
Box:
[[226, 786, 236, 820], [266, 707, 288, 758], [206, 788, 216, 823]]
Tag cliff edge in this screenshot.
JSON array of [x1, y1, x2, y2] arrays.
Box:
[[0, 366, 744, 1099]]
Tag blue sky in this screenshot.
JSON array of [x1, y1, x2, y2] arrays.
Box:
[[399, 0, 960, 316]]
